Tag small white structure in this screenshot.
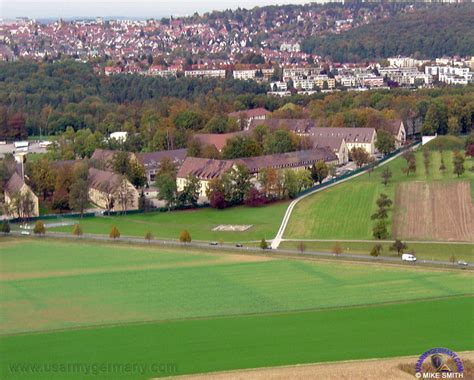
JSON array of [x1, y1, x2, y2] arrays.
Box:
[[422, 135, 437, 146], [109, 131, 128, 142]]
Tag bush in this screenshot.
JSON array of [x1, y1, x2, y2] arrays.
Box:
[[370, 244, 383, 257], [72, 224, 83, 236], [144, 231, 153, 242], [33, 221, 46, 235], [332, 243, 342, 255], [260, 238, 268, 250], [1, 220, 11, 233], [179, 229, 191, 243], [109, 225, 120, 239]]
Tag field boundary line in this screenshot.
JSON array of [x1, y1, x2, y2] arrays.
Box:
[[2, 294, 472, 338], [270, 144, 420, 249]]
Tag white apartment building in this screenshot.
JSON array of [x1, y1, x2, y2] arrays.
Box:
[[184, 69, 226, 79], [233, 70, 256, 80]]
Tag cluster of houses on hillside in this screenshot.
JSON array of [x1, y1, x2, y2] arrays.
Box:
[[2, 116, 407, 218]]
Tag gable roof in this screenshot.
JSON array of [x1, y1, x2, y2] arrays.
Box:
[[380, 119, 404, 135], [311, 135, 346, 153], [4, 172, 26, 196], [309, 127, 375, 144], [238, 148, 337, 173], [88, 167, 124, 192], [136, 149, 187, 170], [91, 148, 116, 164], [193, 132, 249, 152], [177, 157, 235, 180]]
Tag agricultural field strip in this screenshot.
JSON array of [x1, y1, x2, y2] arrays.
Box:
[[1, 294, 472, 338], [1, 239, 472, 335]]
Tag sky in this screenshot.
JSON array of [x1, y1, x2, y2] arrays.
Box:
[[1, 0, 323, 20]]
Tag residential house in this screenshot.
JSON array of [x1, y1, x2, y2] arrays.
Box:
[[176, 157, 235, 201], [4, 172, 40, 218], [176, 148, 338, 202], [90, 148, 137, 170], [378, 120, 406, 149], [228, 108, 270, 130], [136, 148, 187, 184], [238, 148, 338, 174], [88, 168, 139, 212], [308, 127, 377, 155], [310, 136, 349, 165]]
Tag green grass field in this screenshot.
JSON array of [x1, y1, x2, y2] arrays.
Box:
[[284, 149, 474, 241], [48, 202, 289, 242], [2, 297, 472, 379], [279, 241, 474, 262], [2, 239, 471, 334], [1, 238, 473, 378]]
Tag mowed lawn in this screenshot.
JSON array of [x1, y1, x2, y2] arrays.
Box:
[[1, 297, 472, 379], [1, 239, 472, 335], [285, 149, 474, 240], [49, 202, 289, 242]]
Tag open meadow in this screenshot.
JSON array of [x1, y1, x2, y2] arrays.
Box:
[[284, 148, 474, 241], [47, 202, 289, 242], [1, 238, 473, 378]]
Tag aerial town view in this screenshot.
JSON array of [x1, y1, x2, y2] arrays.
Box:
[[0, 0, 473, 379]]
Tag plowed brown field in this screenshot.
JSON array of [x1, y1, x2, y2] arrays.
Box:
[[393, 181, 474, 242]]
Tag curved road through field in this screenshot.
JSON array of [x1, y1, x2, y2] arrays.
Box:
[[270, 145, 420, 249]]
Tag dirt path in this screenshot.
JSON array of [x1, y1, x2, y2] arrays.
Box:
[[172, 352, 474, 380]]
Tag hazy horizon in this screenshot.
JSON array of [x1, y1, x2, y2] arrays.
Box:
[[1, 0, 330, 20]]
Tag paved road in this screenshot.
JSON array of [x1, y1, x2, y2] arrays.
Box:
[[0, 142, 48, 156], [5, 230, 470, 270], [270, 145, 420, 249], [281, 238, 474, 245]]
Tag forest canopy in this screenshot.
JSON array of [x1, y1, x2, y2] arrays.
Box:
[[301, 5, 474, 62]]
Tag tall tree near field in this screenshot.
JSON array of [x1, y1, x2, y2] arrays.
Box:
[[33, 221, 46, 235], [439, 157, 446, 174], [156, 173, 177, 211], [179, 229, 191, 243], [373, 220, 388, 240], [452, 151, 465, 177], [29, 158, 56, 200], [389, 240, 408, 256], [447, 116, 461, 136], [381, 167, 392, 186], [401, 150, 416, 176], [311, 160, 329, 184], [72, 224, 83, 236], [422, 147, 430, 175], [69, 179, 89, 217], [370, 244, 382, 257], [260, 238, 268, 250], [109, 225, 120, 239], [350, 147, 370, 168], [375, 130, 396, 155]]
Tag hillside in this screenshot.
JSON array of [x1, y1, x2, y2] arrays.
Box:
[[301, 5, 474, 61]]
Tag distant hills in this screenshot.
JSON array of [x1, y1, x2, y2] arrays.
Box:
[[301, 5, 474, 62]]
